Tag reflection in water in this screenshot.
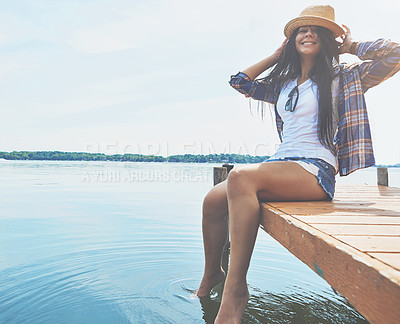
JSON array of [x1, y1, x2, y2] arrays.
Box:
[[199, 240, 369, 323], [243, 287, 369, 323], [199, 284, 369, 324], [199, 295, 221, 324]]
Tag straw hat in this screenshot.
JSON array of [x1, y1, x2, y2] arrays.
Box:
[[284, 5, 345, 38]]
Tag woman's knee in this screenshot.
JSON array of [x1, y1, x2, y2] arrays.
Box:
[[226, 167, 255, 197], [202, 181, 228, 218]]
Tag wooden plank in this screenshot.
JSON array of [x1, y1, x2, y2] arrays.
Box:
[[335, 192, 400, 198], [261, 184, 400, 322], [268, 201, 400, 217], [311, 224, 400, 236], [334, 191, 400, 195], [334, 198, 400, 203], [335, 190, 400, 199], [270, 201, 400, 209], [335, 186, 397, 190], [335, 190, 400, 196], [334, 184, 400, 192], [295, 216, 400, 225], [270, 207, 400, 217], [369, 253, 400, 271], [260, 203, 400, 324], [335, 236, 400, 253]]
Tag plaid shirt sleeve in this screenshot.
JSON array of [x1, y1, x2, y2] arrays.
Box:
[[229, 72, 278, 104], [352, 39, 400, 92], [229, 72, 284, 141], [336, 38, 400, 176]]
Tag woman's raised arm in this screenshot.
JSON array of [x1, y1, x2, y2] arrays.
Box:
[[355, 39, 400, 92], [229, 40, 288, 104], [242, 39, 288, 80], [340, 25, 400, 92]]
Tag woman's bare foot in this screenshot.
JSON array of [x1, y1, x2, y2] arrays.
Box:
[[214, 282, 249, 324], [196, 269, 226, 297]]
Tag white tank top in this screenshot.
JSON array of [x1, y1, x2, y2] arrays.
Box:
[[269, 77, 337, 170]]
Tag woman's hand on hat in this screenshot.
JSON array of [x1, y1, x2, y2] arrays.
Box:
[[272, 39, 288, 62], [338, 24, 353, 54], [243, 39, 288, 80]]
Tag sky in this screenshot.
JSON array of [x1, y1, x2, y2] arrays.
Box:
[[0, 0, 399, 164]]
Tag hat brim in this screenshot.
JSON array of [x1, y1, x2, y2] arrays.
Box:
[[284, 16, 345, 38]]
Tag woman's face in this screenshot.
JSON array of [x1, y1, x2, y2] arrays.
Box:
[[295, 25, 321, 58]]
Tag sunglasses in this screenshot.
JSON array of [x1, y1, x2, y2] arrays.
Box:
[[285, 86, 299, 112]]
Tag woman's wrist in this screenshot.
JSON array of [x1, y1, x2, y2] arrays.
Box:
[[268, 54, 279, 67], [349, 41, 359, 55]]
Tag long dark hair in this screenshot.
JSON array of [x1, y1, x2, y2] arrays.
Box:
[[259, 26, 340, 154]]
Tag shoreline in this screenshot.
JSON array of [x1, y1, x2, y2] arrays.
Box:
[[0, 151, 399, 168]]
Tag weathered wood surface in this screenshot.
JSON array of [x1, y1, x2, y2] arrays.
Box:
[[260, 183, 400, 324], [214, 165, 233, 272], [213, 167, 228, 186], [377, 167, 389, 186]]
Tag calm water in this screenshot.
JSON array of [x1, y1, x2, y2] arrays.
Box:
[[1, 161, 398, 323]]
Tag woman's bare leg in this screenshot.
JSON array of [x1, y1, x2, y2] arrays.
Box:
[[214, 161, 329, 324], [196, 180, 229, 297]]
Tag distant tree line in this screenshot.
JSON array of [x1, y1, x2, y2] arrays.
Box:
[[2, 151, 398, 167], [0, 151, 270, 164]]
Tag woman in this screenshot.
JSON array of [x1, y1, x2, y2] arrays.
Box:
[[196, 5, 400, 323]]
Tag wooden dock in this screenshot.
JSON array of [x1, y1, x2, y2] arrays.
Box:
[[260, 183, 400, 324], [213, 165, 400, 323]]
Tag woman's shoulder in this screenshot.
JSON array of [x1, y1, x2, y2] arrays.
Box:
[[336, 62, 362, 74]]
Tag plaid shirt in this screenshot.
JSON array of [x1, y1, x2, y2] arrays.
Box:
[[229, 39, 400, 176]]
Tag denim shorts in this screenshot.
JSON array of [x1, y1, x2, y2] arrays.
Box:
[[263, 157, 336, 200]]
